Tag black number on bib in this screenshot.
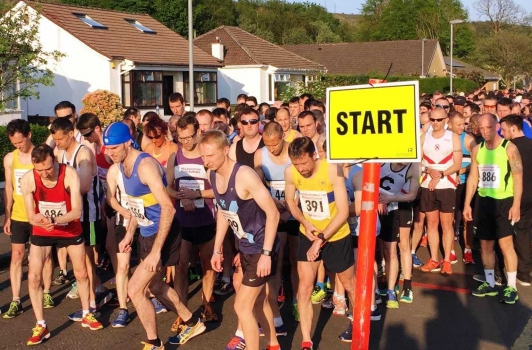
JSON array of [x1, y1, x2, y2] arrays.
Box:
[[305, 200, 324, 213], [275, 190, 285, 201], [482, 172, 496, 182], [130, 207, 146, 220], [228, 219, 239, 234], [44, 209, 63, 218]]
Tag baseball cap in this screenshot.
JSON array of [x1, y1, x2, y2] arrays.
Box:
[[103, 122, 132, 146], [454, 96, 466, 106]]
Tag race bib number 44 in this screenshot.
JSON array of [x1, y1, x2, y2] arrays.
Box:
[[478, 165, 500, 189], [270, 181, 286, 201], [299, 191, 331, 220], [220, 210, 246, 239], [127, 198, 153, 226]]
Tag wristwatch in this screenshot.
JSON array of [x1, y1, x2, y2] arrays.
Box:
[[261, 249, 272, 256], [318, 233, 326, 243], [196, 189, 203, 199]]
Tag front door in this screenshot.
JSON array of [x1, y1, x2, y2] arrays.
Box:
[[163, 75, 174, 116]]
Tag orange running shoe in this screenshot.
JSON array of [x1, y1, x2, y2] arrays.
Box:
[[171, 316, 183, 332], [421, 259, 441, 272], [463, 251, 475, 264], [441, 261, 453, 275], [27, 324, 50, 346], [420, 235, 428, 248], [82, 313, 103, 330]]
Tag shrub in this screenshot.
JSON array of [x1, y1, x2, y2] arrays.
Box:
[[80, 90, 123, 126], [0, 124, 49, 182]]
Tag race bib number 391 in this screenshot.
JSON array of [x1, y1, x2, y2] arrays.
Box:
[[478, 165, 500, 189], [299, 190, 331, 220]]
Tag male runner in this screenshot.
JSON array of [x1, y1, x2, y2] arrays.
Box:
[[200, 130, 280, 350], [420, 107, 462, 275], [275, 108, 301, 143], [254, 121, 298, 328], [297, 111, 320, 150], [103, 122, 205, 348], [166, 115, 219, 330], [465, 113, 522, 304], [229, 106, 264, 168], [284, 137, 355, 348], [3, 120, 54, 318], [21, 144, 103, 345]]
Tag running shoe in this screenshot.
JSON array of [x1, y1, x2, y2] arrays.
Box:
[[333, 296, 347, 316], [111, 308, 129, 328], [81, 313, 103, 330], [43, 293, 55, 309], [500, 286, 519, 304], [377, 263, 385, 277], [52, 270, 70, 285], [214, 280, 234, 296], [96, 288, 113, 309], [400, 289, 413, 303], [321, 297, 334, 309], [339, 322, 353, 342], [311, 286, 327, 304], [293, 303, 300, 322], [441, 261, 453, 275], [225, 336, 246, 350], [67, 282, 79, 299], [68, 308, 100, 322], [151, 297, 167, 314], [463, 251, 475, 264], [412, 254, 424, 268], [325, 280, 333, 294], [278, 284, 285, 308], [169, 318, 206, 345], [188, 266, 201, 283], [202, 303, 219, 322], [375, 293, 382, 305], [3, 300, 22, 318], [471, 282, 498, 297], [371, 307, 382, 321], [450, 252, 458, 265], [276, 324, 288, 336], [27, 324, 50, 346], [517, 278, 531, 287], [386, 290, 399, 309], [141, 341, 164, 350], [421, 259, 441, 272], [473, 274, 503, 286], [378, 288, 387, 297], [420, 235, 428, 247], [170, 316, 182, 332]]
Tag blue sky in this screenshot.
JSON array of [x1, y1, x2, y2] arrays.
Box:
[[288, 0, 531, 21]]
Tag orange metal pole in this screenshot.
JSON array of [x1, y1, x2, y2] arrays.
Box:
[[352, 162, 380, 350]]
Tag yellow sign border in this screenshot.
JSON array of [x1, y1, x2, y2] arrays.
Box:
[[326, 81, 421, 163]]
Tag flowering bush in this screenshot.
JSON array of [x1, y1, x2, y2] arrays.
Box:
[[80, 90, 123, 126]]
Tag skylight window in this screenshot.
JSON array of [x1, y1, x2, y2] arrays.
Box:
[[125, 19, 156, 34], [73, 13, 107, 29]]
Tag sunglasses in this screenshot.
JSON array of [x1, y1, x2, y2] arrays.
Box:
[[81, 128, 94, 137], [147, 133, 164, 140], [435, 104, 450, 109], [241, 119, 259, 126], [430, 118, 446, 123], [484, 105, 496, 109]]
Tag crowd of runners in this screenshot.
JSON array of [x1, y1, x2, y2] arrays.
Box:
[[2, 89, 532, 350]]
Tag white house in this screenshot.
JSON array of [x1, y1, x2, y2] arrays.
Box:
[[194, 26, 325, 104], [6, 1, 223, 120]]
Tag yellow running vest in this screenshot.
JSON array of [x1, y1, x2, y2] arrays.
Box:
[[285, 129, 298, 143], [291, 159, 350, 242], [11, 149, 33, 222]]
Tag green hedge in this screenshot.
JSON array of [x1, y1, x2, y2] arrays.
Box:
[[0, 124, 50, 183]]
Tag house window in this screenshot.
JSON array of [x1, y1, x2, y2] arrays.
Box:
[[122, 71, 164, 108], [73, 13, 107, 29], [183, 72, 217, 105], [273, 74, 303, 100], [125, 19, 156, 34]]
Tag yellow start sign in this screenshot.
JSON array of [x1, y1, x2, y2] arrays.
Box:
[[326, 81, 420, 163]]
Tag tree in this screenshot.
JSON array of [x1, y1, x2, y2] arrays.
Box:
[[473, 0, 527, 33], [0, 3, 63, 111], [80, 90, 123, 126]]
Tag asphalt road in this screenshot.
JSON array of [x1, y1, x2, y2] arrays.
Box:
[[1, 221, 532, 349]]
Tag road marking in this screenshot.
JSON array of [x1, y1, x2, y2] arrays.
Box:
[[410, 281, 470, 294]]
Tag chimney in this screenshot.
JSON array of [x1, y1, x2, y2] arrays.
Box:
[[211, 37, 224, 61]]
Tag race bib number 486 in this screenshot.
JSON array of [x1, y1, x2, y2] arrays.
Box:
[[38, 201, 67, 226], [299, 190, 331, 220], [478, 165, 500, 189]]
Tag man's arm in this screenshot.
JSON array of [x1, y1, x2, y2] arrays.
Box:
[[253, 150, 265, 184], [77, 147, 96, 195], [229, 142, 237, 162], [166, 151, 179, 200], [3, 152, 14, 226], [464, 145, 480, 210], [284, 165, 308, 226], [138, 157, 176, 253], [382, 164, 421, 203], [106, 164, 130, 219], [444, 132, 463, 176], [321, 164, 349, 240], [21, 170, 39, 227], [507, 142, 523, 222], [238, 166, 279, 252], [353, 171, 363, 216], [56, 166, 82, 224]]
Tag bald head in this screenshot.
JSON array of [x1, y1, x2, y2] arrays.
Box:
[[478, 113, 499, 142]]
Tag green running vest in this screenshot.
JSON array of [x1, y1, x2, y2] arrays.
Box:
[[476, 139, 513, 199]]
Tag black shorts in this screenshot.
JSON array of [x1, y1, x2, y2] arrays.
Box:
[[31, 233, 85, 248], [181, 224, 216, 245], [10, 220, 31, 244], [456, 183, 466, 212], [104, 201, 116, 219], [82, 220, 103, 247], [419, 188, 456, 213], [278, 220, 299, 236], [379, 204, 413, 243], [240, 252, 277, 287], [474, 196, 515, 240], [138, 217, 181, 267], [297, 233, 354, 273], [412, 187, 422, 223]]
